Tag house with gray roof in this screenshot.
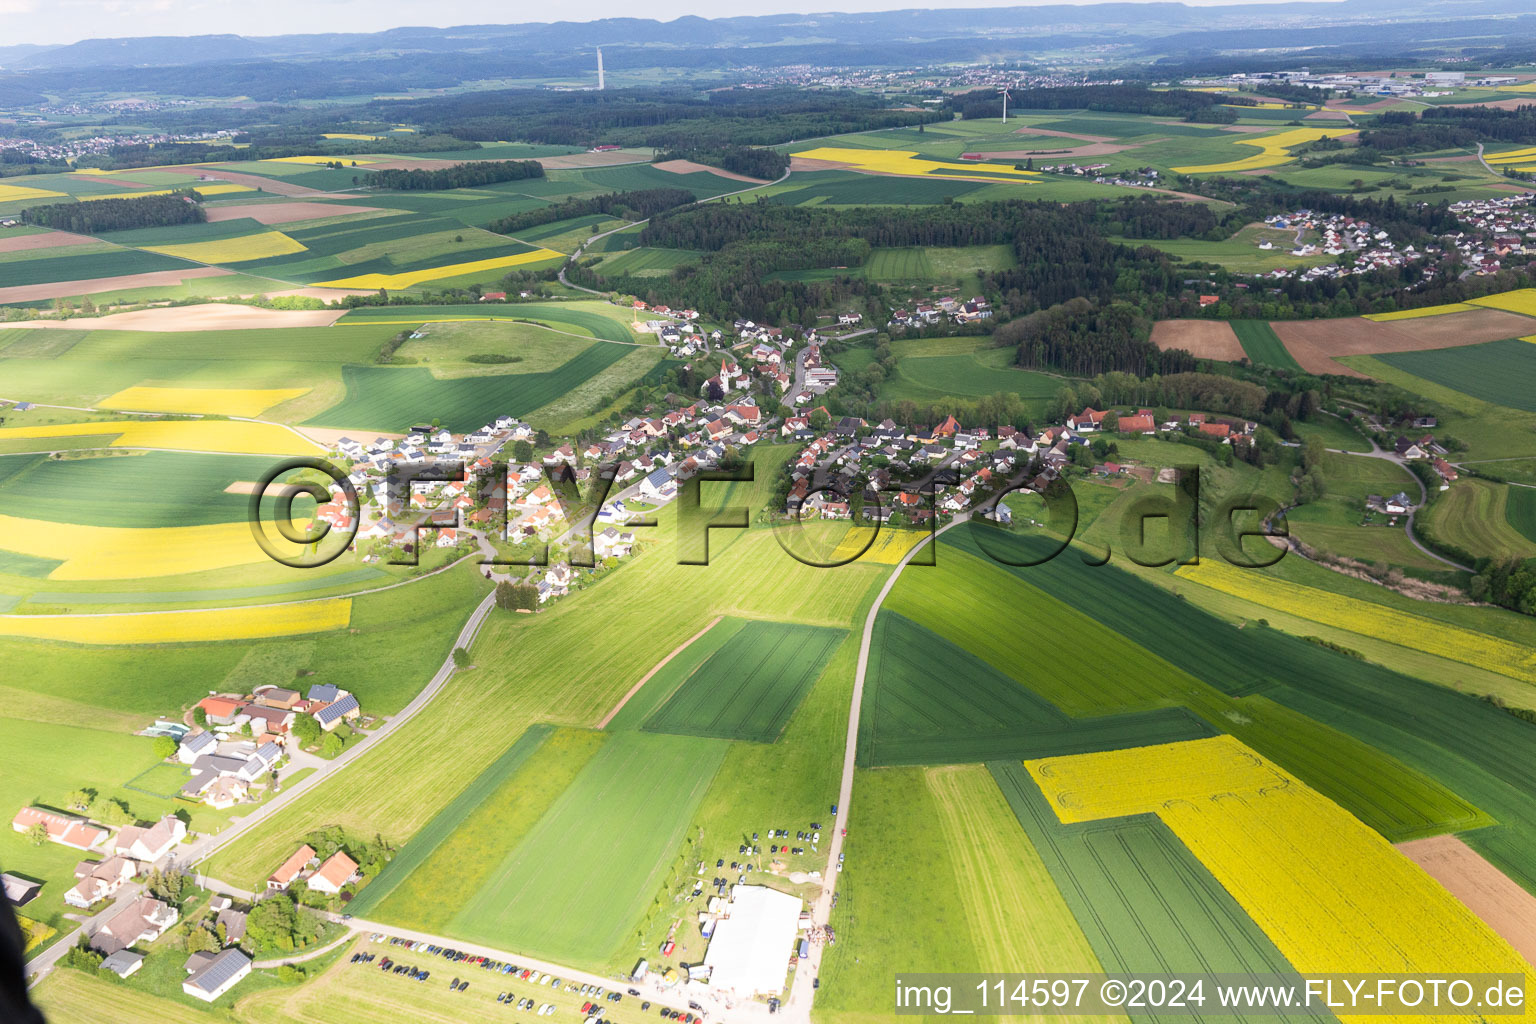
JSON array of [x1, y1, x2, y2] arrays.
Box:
[[183, 948, 252, 1002], [315, 694, 359, 732]]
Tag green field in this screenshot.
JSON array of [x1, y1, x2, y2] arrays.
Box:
[[307, 340, 634, 432], [818, 765, 1120, 1024], [0, 246, 192, 286], [1508, 485, 1536, 545], [203, 519, 884, 898], [347, 723, 555, 918], [763, 169, 989, 206], [949, 527, 1536, 877], [859, 611, 1212, 765], [0, 451, 285, 527], [1233, 319, 1302, 370], [1125, 225, 1333, 275], [579, 163, 746, 199], [641, 619, 843, 742], [594, 246, 701, 277], [445, 730, 728, 966], [1379, 338, 1536, 413], [367, 728, 606, 937], [392, 319, 595, 374], [1419, 477, 1536, 564], [989, 761, 1333, 1022], [895, 535, 1492, 842], [880, 346, 1061, 407]]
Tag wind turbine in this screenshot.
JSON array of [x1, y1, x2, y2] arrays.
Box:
[[1001, 86, 1012, 123]]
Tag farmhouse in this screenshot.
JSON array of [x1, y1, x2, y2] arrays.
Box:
[[701, 885, 803, 997], [197, 696, 245, 725], [90, 895, 178, 955], [314, 693, 360, 732], [268, 844, 316, 890], [66, 855, 136, 909], [307, 851, 359, 895], [11, 807, 107, 851], [178, 731, 217, 764], [183, 948, 252, 1002], [111, 815, 186, 867]]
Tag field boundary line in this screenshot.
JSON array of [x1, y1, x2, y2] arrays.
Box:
[[596, 614, 723, 728]]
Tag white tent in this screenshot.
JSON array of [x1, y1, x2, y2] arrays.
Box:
[[702, 885, 803, 996]]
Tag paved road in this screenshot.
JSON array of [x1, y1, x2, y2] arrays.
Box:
[[1322, 438, 1472, 572], [786, 514, 967, 1024], [1284, 428, 1471, 573], [781, 328, 875, 411]]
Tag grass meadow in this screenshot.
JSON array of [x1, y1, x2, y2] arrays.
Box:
[[640, 619, 844, 742], [1419, 477, 1536, 564]]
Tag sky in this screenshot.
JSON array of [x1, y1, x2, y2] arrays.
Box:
[[6, 0, 1330, 47]]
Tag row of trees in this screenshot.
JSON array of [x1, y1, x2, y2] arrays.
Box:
[[368, 87, 936, 150], [77, 133, 474, 171], [366, 159, 543, 190], [653, 145, 789, 180], [20, 192, 205, 233], [944, 85, 1253, 123], [487, 187, 695, 235]]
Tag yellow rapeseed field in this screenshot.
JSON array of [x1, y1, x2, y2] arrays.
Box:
[[0, 599, 352, 644], [141, 230, 307, 264], [1027, 737, 1536, 1011], [269, 155, 379, 165], [313, 247, 564, 289], [1468, 288, 1536, 318], [321, 133, 383, 141], [793, 147, 1039, 181], [1362, 303, 1476, 321], [1175, 560, 1536, 684], [0, 515, 275, 580], [1172, 127, 1356, 174], [1485, 147, 1536, 164], [829, 527, 933, 565], [0, 183, 67, 203], [98, 385, 311, 417], [0, 419, 323, 457], [79, 184, 253, 202]]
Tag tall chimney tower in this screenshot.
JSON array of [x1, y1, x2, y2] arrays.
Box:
[[597, 48, 605, 91]]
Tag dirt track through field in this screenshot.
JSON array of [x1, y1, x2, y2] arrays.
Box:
[[971, 138, 1167, 159], [537, 151, 646, 169], [206, 201, 383, 224], [653, 159, 765, 183], [292, 426, 406, 447], [1396, 835, 1536, 965], [1272, 308, 1536, 376], [1015, 126, 1115, 143], [596, 615, 723, 728], [0, 230, 97, 253], [0, 267, 231, 304], [191, 169, 327, 197], [1151, 319, 1245, 360], [9, 302, 345, 331]]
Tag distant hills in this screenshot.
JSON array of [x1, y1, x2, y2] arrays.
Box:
[[3, 0, 1535, 100]]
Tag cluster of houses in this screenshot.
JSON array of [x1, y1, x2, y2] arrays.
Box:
[[266, 843, 361, 898], [1447, 194, 1536, 274], [10, 809, 186, 910], [6, 801, 255, 996], [781, 406, 1257, 519], [1256, 210, 1429, 282], [887, 295, 993, 329], [1392, 431, 1460, 487]]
